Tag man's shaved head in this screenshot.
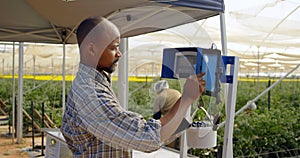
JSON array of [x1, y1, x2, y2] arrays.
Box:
[[76, 17, 120, 69]]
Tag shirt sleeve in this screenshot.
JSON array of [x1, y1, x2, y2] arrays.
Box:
[[77, 81, 162, 153]]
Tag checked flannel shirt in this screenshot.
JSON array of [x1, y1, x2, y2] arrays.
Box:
[[61, 64, 162, 158]]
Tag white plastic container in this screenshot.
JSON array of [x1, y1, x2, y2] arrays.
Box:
[[187, 126, 217, 148]]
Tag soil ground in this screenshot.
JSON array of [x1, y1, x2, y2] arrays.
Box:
[[0, 125, 44, 158]]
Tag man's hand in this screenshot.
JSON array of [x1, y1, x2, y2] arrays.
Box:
[[181, 72, 206, 104], [159, 72, 206, 142]]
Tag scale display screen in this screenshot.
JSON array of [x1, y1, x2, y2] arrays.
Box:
[[174, 51, 198, 78], [161, 47, 222, 96]]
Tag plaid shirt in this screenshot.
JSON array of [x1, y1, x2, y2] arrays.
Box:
[[61, 64, 162, 158]]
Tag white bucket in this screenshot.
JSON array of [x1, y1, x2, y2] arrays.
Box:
[[187, 127, 217, 148]]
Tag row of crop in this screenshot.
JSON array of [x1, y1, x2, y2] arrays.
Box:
[[0, 78, 299, 157]]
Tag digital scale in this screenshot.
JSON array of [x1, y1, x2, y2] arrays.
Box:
[[161, 47, 239, 157]]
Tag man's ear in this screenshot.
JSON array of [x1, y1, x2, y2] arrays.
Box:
[[88, 43, 95, 56]]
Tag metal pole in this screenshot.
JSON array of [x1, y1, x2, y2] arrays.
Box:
[[52, 58, 54, 75], [17, 42, 24, 144], [179, 106, 190, 158], [62, 43, 66, 112], [222, 57, 239, 158], [2, 58, 4, 74], [12, 42, 16, 144], [219, 11, 229, 124], [257, 47, 260, 92], [268, 80, 271, 111], [33, 56, 36, 87], [179, 79, 188, 158], [220, 13, 228, 56], [31, 101, 35, 150], [41, 102, 45, 156], [118, 38, 128, 109], [218, 64, 300, 128]]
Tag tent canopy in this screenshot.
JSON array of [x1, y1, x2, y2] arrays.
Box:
[[0, 0, 224, 44], [1, 0, 299, 76], [127, 0, 300, 76]]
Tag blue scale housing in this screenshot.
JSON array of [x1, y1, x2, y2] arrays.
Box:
[[161, 47, 222, 96]]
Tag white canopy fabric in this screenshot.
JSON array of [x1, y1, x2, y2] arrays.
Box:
[[0, 0, 225, 78], [0, 0, 223, 44], [127, 0, 300, 76], [1, 0, 299, 76]]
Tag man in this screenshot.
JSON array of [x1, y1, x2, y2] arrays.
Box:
[[61, 16, 206, 157]]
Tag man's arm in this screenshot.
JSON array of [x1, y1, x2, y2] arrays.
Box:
[[159, 73, 206, 142]]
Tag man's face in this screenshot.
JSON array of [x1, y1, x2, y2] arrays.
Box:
[[96, 37, 121, 73]]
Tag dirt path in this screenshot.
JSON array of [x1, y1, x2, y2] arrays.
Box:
[[0, 126, 43, 158]]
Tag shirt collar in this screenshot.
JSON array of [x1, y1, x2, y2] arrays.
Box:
[[78, 63, 111, 84]]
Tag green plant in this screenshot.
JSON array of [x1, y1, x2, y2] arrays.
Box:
[[0, 78, 299, 157]]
